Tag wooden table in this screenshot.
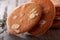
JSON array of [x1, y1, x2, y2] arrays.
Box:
[[0, 0, 60, 40]]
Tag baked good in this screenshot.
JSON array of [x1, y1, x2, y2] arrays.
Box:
[[28, 0, 55, 36], [6, 2, 42, 35]]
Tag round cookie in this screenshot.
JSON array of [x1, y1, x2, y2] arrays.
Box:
[[28, 0, 55, 36], [55, 16, 60, 20], [6, 2, 42, 35]]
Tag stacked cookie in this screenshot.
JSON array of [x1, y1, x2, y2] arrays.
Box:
[[6, 0, 56, 36], [51, 0, 60, 27], [52, 7, 60, 27]]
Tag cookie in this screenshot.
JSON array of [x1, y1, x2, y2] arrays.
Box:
[[55, 16, 60, 20], [28, 0, 55, 36], [52, 20, 60, 27], [6, 2, 42, 35]]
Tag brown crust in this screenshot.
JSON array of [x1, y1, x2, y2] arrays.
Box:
[[28, 0, 55, 36]]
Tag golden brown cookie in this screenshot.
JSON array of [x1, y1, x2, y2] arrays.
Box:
[[6, 2, 42, 35], [28, 0, 55, 36]]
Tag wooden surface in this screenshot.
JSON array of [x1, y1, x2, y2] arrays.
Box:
[[0, 0, 60, 40]]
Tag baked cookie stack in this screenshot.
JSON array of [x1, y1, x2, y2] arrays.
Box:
[[51, 0, 60, 27], [6, 0, 60, 36]]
